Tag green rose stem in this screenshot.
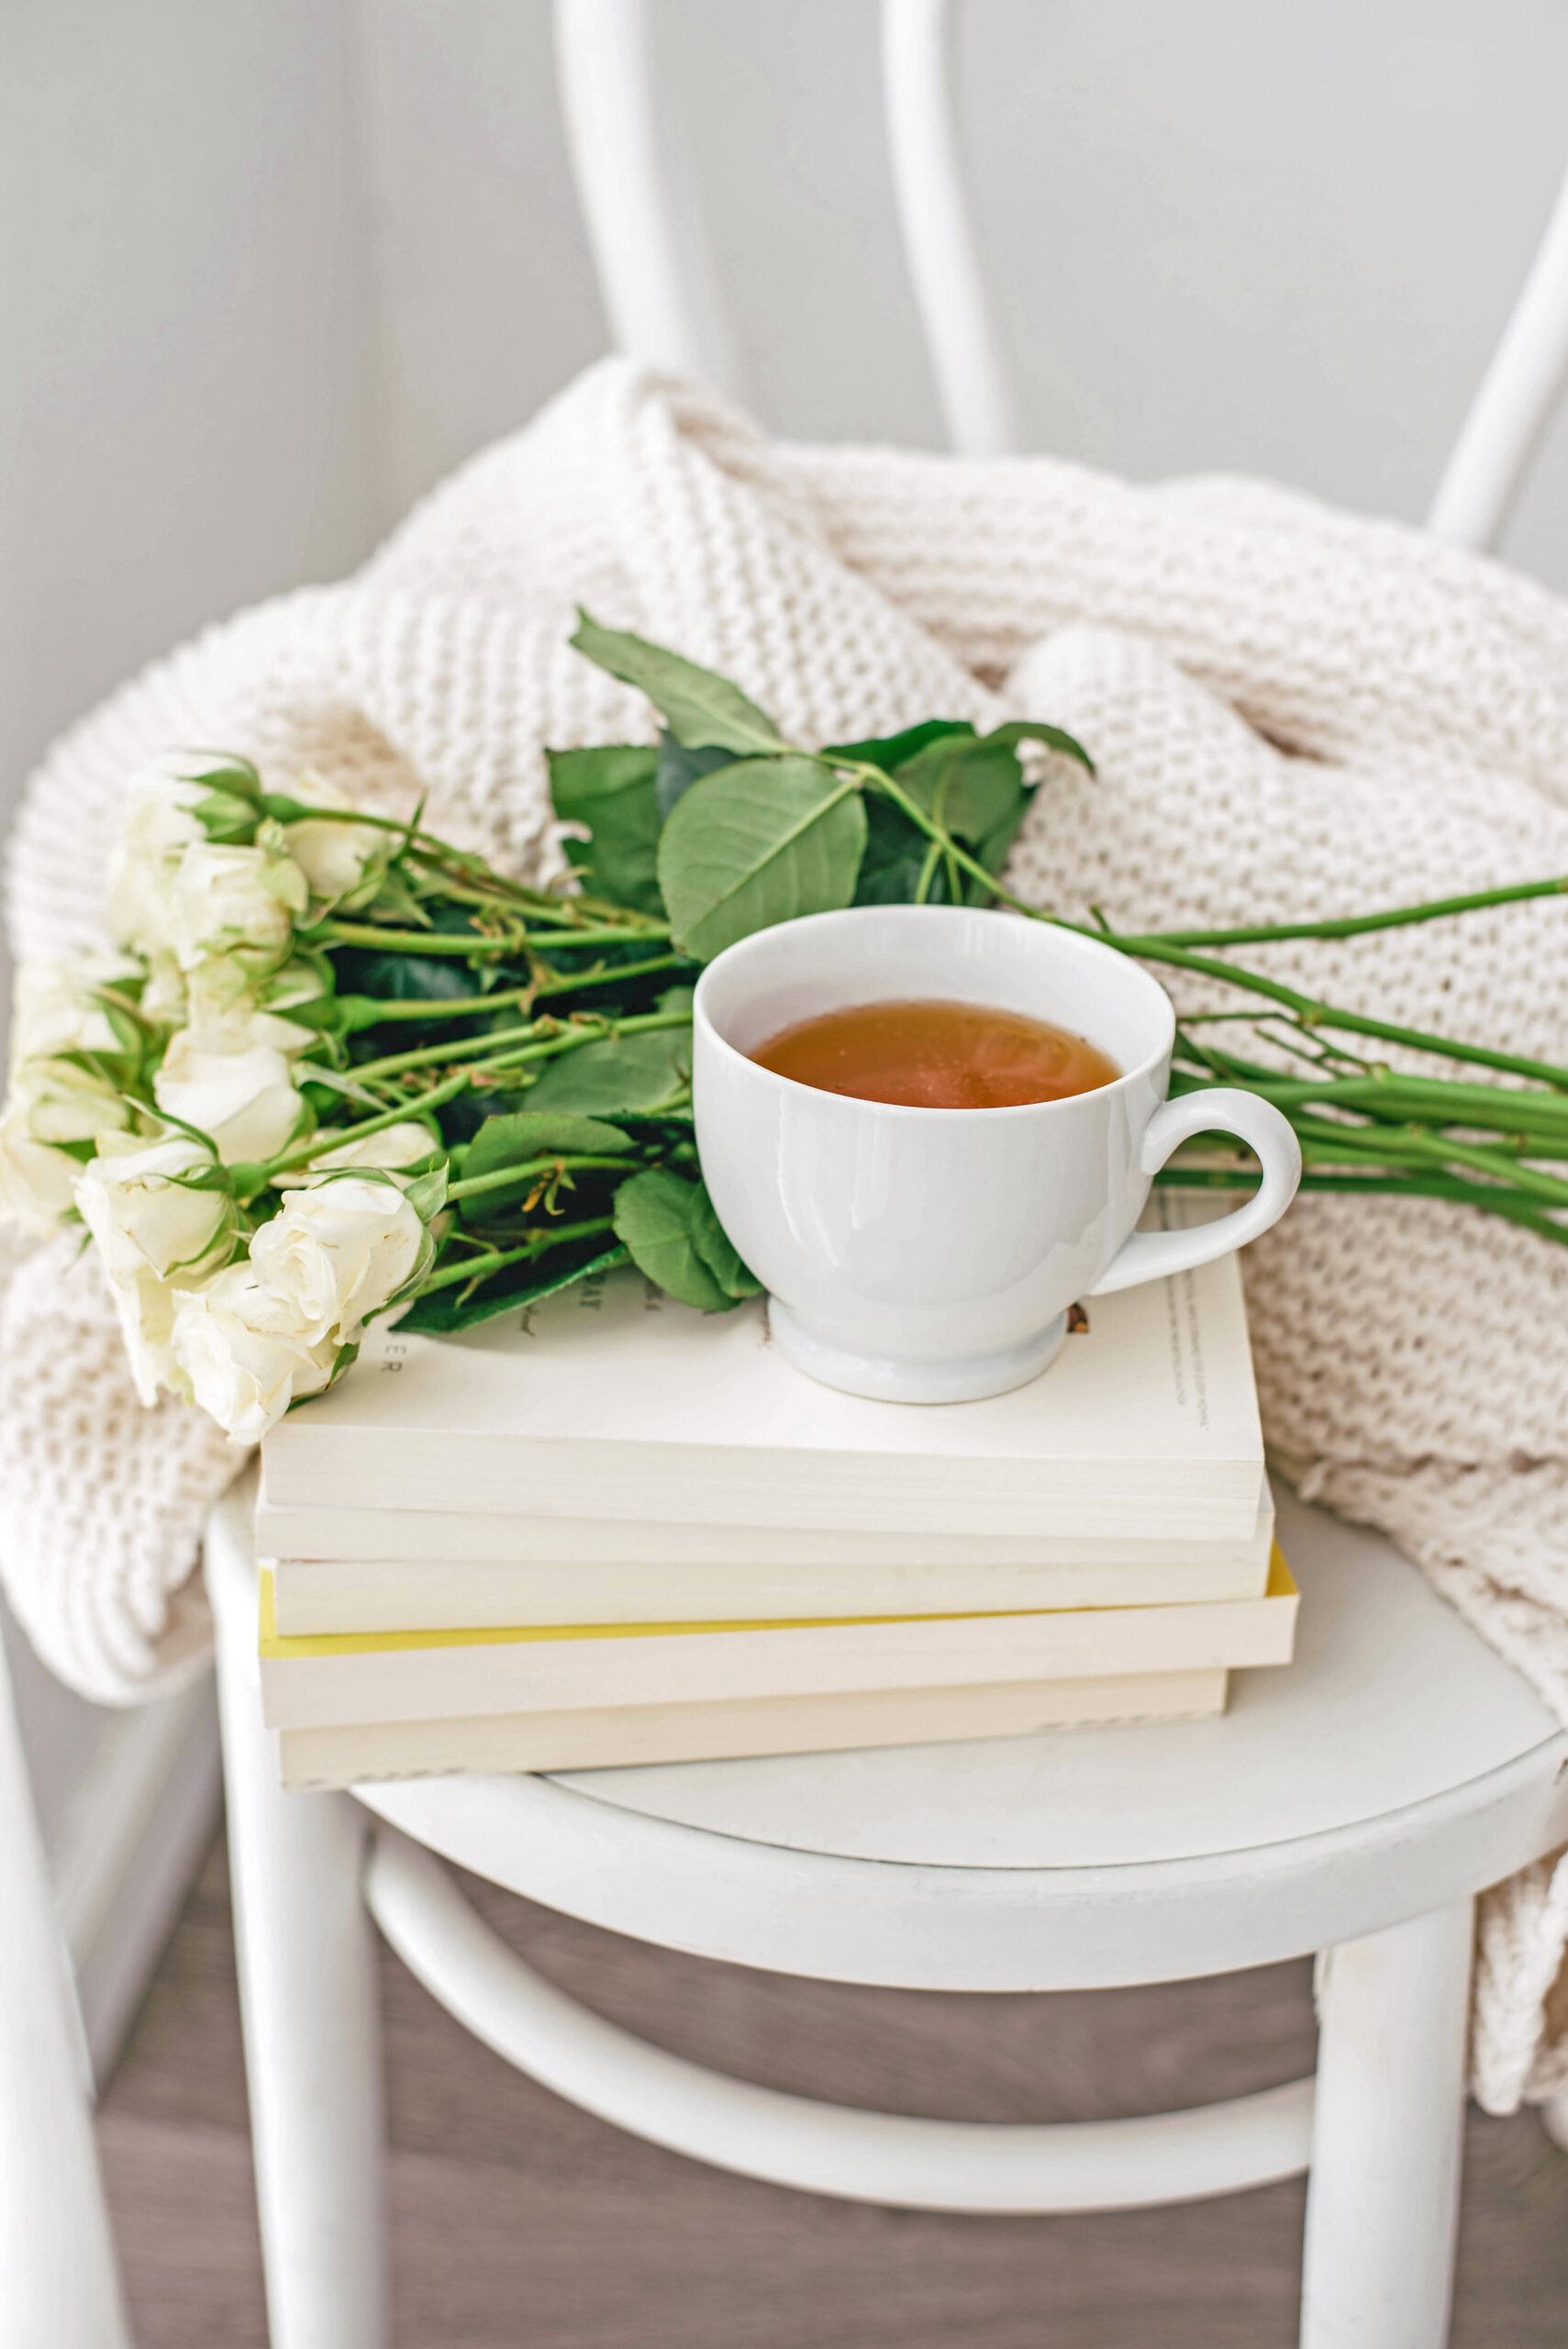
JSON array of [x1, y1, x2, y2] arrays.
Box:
[[1168, 1061, 1568, 1141], [341, 952, 692, 1026], [851, 763, 1568, 1091], [256, 1008, 695, 1185], [445, 1154, 640, 1203], [415, 1218, 620, 1296], [1155, 1163, 1566, 1244], [346, 1004, 693, 1086], [263, 804, 661, 931], [313, 920, 669, 956], [1118, 877, 1568, 950]]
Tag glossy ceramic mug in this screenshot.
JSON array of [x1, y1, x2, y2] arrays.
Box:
[[692, 904, 1301, 1403]]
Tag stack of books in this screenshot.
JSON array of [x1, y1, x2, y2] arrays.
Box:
[[256, 1233, 1296, 1790]]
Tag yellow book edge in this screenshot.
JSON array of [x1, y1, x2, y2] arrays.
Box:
[[260, 1546, 1296, 1660]]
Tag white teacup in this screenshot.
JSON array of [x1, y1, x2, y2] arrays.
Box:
[[693, 904, 1301, 1403]]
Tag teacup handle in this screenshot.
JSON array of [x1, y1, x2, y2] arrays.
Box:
[[1088, 1088, 1303, 1296]]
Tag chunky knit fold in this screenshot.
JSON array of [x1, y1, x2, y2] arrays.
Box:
[[4, 357, 1564, 2102]]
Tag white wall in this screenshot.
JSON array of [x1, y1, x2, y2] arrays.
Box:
[[353, 0, 1568, 592], [0, 0, 383, 1820], [0, 0, 383, 864]]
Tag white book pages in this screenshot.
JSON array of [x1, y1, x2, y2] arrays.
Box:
[[258, 1560, 1296, 1729], [269, 1497, 1276, 1635], [261, 1205, 1263, 1542], [277, 1668, 1230, 1788], [257, 1479, 1274, 1575]]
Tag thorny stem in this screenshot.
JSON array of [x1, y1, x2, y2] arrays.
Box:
[[445, 1154, 640, 1203], [337, 952, 689, 1028], [1155, 1163, 1568, 1247], [349, 1005, 692, 1085], [417, 1218, 618, 1295], [313, 920, 672, 957], [1123, 877, 1568, 949]]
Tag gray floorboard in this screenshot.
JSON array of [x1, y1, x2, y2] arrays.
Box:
[[96, 1831, 1568, 2346]]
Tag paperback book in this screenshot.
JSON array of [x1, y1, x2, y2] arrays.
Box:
[[258, 1553, 1296, 1729], [276, 1669, 1234, 1790], [260, 1246, 1263, 1542]]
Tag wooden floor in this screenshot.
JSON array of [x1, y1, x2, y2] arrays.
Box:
[[98, 1830, 1568, 2348]]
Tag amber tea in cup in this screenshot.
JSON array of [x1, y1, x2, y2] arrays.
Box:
[[749, 996, 1120, 1109]]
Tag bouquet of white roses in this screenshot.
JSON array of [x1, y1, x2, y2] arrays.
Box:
[[6, 611, 1567, 1446]]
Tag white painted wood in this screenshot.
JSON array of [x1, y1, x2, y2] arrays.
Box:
[[552, 0, 736, 388], [358, 1717, 1567, 1997], [262, 1470, 1568, 1994], [555, 1491, 1559, 1868], [1300, 1900, 1473, 2349], [1427, 154, 1568, 550], [51, 1672, 221, 2088], [366, 1823, 1314, 2212], [0, 1630, 129, 2346], [882, 0, 1022, 455], [209, 1510, 387, 2349]]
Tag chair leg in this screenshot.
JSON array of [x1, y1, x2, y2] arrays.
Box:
[[209, 1512, 387, 2349], [0, 1632, 130, 2348], [1300, 1898, 1473, 2349]]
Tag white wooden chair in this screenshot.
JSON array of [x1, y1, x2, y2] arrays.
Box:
[[9, 6, 1568, 2344]]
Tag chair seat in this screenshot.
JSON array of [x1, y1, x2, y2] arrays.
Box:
[[550, 1490, 1558, 1869], [345, 1487, 1568, 1993]]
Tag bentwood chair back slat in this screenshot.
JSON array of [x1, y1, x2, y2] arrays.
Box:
[[6, 10, 1568, 2345]]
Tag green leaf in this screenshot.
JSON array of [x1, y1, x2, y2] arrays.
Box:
[[457, 1110, 630, 1222], [397, 1241, 629, 1334], [612, 1169, 736, 1311], [824, 718, 976, 773], [570, 612, 786, 758], [654, 732, 735, 820], [980, 718, 1095, 772], [523, 1024, 693, 1117], [893, 734, 1027, 845], [336, 947, 480, 1008], [687, 1179, 763, 1298], [546, 745, 664, 917], [657, 756, 867, 962], [852, 792, 944, 907]]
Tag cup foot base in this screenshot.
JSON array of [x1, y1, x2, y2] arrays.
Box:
[[767, 1304, 1069, 1404]]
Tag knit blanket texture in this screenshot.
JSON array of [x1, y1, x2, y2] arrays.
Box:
[[3, 359, 1566, 2109]]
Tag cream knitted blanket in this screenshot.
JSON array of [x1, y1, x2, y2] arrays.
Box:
[[4, 359, 1566, 2110]]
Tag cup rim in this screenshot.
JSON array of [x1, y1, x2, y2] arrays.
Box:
[[692, 903, 1175, 1119]]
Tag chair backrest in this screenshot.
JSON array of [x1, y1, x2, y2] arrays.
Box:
[[552, 0, 1568, 553]]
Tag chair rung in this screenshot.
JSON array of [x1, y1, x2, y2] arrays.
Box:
[[365, 1826, 1314, 2215]]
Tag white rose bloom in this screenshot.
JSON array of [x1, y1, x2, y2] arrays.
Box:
[[283, 815, 390, 908], [73, 1131, 232, 1285], [73, 1132, 234, 1405], [249, 1174, 426, 1344], [183, 952, 261, 1020], [165, 840, 308, 974], [0, 1103, 83, 1227], [104, 758, 211, 952], [139, 952, 188, 1027], [154, 1013, 309, 1163], [257, 958, 332, 1015], [171, 1267, 339, 1444], [102, 1261, 188, 1408], [11, 952, 139, 1062], [0, 1059, 136, 1228], [272, 1121, 436, 1189]]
